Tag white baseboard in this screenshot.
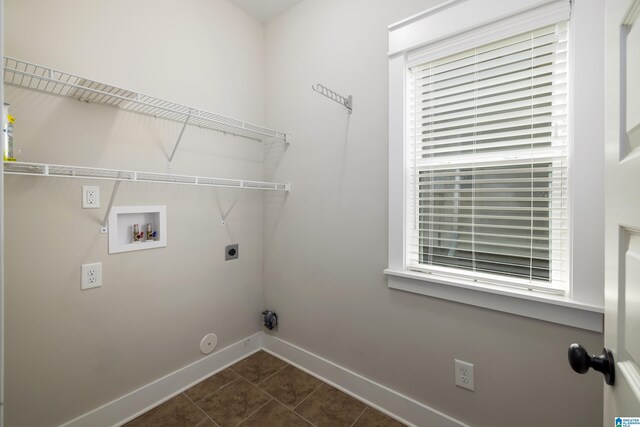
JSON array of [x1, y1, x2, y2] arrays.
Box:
[[261, 333, 468, 427], [60, 332, 262, 427], [60, 331, 465, 427]]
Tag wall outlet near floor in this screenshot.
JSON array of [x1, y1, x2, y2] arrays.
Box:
[[81, 262, 102, 290], [455, 359, 475, 391], [82, 186, 100, 208]]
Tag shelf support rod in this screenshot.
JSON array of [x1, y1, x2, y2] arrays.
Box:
[[168, 111, 193, 167], [101, 180, 122, 233], [220, 191, 244, 225]]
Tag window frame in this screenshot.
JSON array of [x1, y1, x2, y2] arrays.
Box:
[[406, 22, 570, 293], [386, 0, 605, 331]]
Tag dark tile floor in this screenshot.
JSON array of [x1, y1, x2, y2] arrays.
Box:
[[125, 350, 405, 427]]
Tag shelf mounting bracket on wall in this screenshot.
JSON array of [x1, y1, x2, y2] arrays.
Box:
[[101, 180, 122, 233], [312, 83, 352, 114], [220, 190, 244, 225], [168, 109, 194, 167]]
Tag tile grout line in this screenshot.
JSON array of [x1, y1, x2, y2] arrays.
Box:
[[294, 409, 317, 427], [182, 392, 221, 427], [235, 396, 274, 426], [272, 353, 395, 427], [193, 353, 285, 426], [256, 362, 290, 386], [293, 381, 324, 412], [229, 351, 289, 387], [248, 351, 318, 425], [291, 381, 325, 426], [193, 375, 241, 406], [262, 394, 316, 427], [196, 377, 242, 406], [250, 358, 320, 426], [234, 374, 283, 426], [350, 406, 369, 427]]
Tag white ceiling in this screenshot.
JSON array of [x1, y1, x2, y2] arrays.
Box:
[[228, 0, 304, 22]]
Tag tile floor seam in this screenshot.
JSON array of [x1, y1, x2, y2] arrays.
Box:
[[195, 376, 241, 406], [234, 396, 274, 426], [292, 381, 324, 413], [255, 362, 290, 386], [349, 405, 369, 427], [182, 392, 220, 427], [292, 408, 317, 427], [254, 366, 319, 427], [261, 393, 316, 426], [290, 382, 324, 426]]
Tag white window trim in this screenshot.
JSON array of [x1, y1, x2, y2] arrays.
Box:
[[387, 0, 605, 332]]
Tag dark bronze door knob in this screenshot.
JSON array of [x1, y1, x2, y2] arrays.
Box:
[[568, 343, 615, 386]]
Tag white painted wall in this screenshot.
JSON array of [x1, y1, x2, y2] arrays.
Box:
[[263, 0, 604, 426], [3, 0, 269, 425]]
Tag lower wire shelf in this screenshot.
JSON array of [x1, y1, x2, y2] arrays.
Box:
[[3, 161, 291, 192]]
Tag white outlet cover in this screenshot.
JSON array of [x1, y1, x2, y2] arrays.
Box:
[[455, 359, 475, 391], [82, 186, 100, 209], [200, 333, 218, 354], [81, 262, 102, 290]]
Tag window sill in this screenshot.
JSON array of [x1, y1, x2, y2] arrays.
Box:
[[384, 268, 603, 332]]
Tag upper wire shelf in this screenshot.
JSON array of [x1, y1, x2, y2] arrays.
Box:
[[3, 57, 290, 143], [4, 162, 290, 192]]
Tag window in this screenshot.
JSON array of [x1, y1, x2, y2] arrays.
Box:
[[387, 0, 605, 331], [406, 23, 569, 294]]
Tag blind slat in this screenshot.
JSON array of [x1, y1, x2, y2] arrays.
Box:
[[417, 94, 567, 125], [420, 104, 567, 133], [417, 51, 568, 93], [414, 30, 567, 78], [418, 63, 566, 101], [421, 83, 567, 117]]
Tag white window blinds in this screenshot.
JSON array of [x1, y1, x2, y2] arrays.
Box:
[[406, 22, 569, 293]]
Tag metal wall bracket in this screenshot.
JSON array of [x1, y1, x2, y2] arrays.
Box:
[[168, 110, 193, 167], [220, 191, 244, 225], [312, 83, 353, 114], [100, 180, 122, 233]]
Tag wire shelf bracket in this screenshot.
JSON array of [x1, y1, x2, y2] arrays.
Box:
[[100, 180, 122, 233], [168, 110, 193, 167], [3, 57, 291, 144], [219, 190, 244, 226], [312, 83, 352, 114]]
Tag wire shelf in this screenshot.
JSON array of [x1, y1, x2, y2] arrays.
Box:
[[4, 162, 291, 192], [3, 57, 290, 143]]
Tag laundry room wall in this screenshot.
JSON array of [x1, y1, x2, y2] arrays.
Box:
[[3, 0, 270, 425], [262, 0, 605, 426]]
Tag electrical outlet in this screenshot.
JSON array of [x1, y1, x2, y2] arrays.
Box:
[[225, 244, 239, 260], [81, 262, 102, 290], [455, 359, 475, 391], [82, 186, 100, 209]]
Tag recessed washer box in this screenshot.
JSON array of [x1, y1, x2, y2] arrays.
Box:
[[108, 205, 167, 254]]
